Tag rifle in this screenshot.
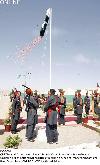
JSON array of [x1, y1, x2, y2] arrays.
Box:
[[22, 85, 32, 96], [22, 84, 29, 89]]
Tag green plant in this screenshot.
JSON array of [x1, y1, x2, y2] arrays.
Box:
[[82, 113, 88, 118], [66, 103, 73, 111], [4, 118, 11, 125], [3, 135, 22, 148], [93, 113, 99, 118]]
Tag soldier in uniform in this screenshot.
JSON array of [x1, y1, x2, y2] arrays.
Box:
[[84, 92, 90, 115], [25, 88, 39, 141], [11, 91, 22, 134], [33, 90, 39, 104], [76, 92, 83, 124], [44, 89, 58, 144], [94, 91, 100, 118], [9, 89, 14, 102], [73, 92, 78, 115], [58, 89, 66, 125]]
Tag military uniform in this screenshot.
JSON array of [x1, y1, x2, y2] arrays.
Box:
[[9, 89, 14, 102], [58, 96, 66, 125], [84, 95, 90, 115], [25, 95, 39, 141], [73, 95, 77, 115], [94, 95, 100, 117], [11, 96, 22, 134], [76, 96, 83, 124], [44, 90, 58, 144]]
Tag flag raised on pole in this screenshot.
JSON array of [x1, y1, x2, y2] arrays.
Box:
[[40, 8, 52, 37]]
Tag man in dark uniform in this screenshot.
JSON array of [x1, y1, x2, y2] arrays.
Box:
[[58, 89, 66, 125], [94, 91, 100, 119], [33, 90, 39, 104], [25, 88, 39, 141], [11, 91, 22, 134], [76, 92, 83, 124], [84, 92, 90, 115], [73, 92, 78, 115], [44, 89, 58, 144], [9, 89, 14, 102]]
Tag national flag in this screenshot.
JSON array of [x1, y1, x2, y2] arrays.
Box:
[[40, 8, 52, 37]]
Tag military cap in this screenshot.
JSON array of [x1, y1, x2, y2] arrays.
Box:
[[50, 89, 56, 94], [58, 89, 65, 93]]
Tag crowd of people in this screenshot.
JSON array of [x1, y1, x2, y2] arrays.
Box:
[[9, 86, 100, 144]]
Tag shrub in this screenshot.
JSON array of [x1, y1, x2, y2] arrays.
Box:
[[66, 103, 73, 111], [3, 135, 22, 148], [82, 113, 88, 118], [4, 118, 11, 125], [93, 113, 99, 118]]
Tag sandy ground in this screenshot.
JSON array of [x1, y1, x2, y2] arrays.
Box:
[[0, 95, 100, 149]]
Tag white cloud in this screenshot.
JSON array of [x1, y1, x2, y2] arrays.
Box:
[[52, 27, 68, 37], [73, 53, 100, 66], [74, 54, 90, 64]]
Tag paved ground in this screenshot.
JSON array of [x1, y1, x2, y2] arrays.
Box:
[[0, 122, 100, 149]]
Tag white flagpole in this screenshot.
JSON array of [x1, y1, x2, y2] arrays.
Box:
[[50, 8, 52, 89]]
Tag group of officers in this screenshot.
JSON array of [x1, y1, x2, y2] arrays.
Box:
[[9, 87, 100, 144]]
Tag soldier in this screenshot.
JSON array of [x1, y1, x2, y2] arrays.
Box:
[[9, 89, 14, 102], [33, 90, 39, 104], [73, 92, 78, 115], [11, 91, 22, 134], [47, 91, 51, 100], [58, 89, 66, 125], [84, 92, 90, 115], [25, 88, 39, 142], [76, 92, 83, 124], [94, 91, 100, 118], [44, 89, 58, 144]]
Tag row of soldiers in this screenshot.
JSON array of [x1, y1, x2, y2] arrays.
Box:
[[73, 90, 100, 123], [9, 87, 100, 144], [73, 91, 90, 124]]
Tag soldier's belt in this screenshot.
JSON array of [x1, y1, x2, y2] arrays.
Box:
[[48, 108, 57, 111]]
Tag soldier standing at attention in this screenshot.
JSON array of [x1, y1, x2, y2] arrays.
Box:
[[94, 91, 100, 118], [44, 89, 58, 144], [25, 88, 39, 142], [76, 92, 83, 124], [9, 89, 14, 102], [84, 92, 90, 115], [11, 91, 22, 134], [73, 92, 78, 115], [58, 89, 66, 125], [33, 90, 39, 104]]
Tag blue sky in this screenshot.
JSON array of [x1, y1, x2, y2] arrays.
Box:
[[0, 0, 100, 91]]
